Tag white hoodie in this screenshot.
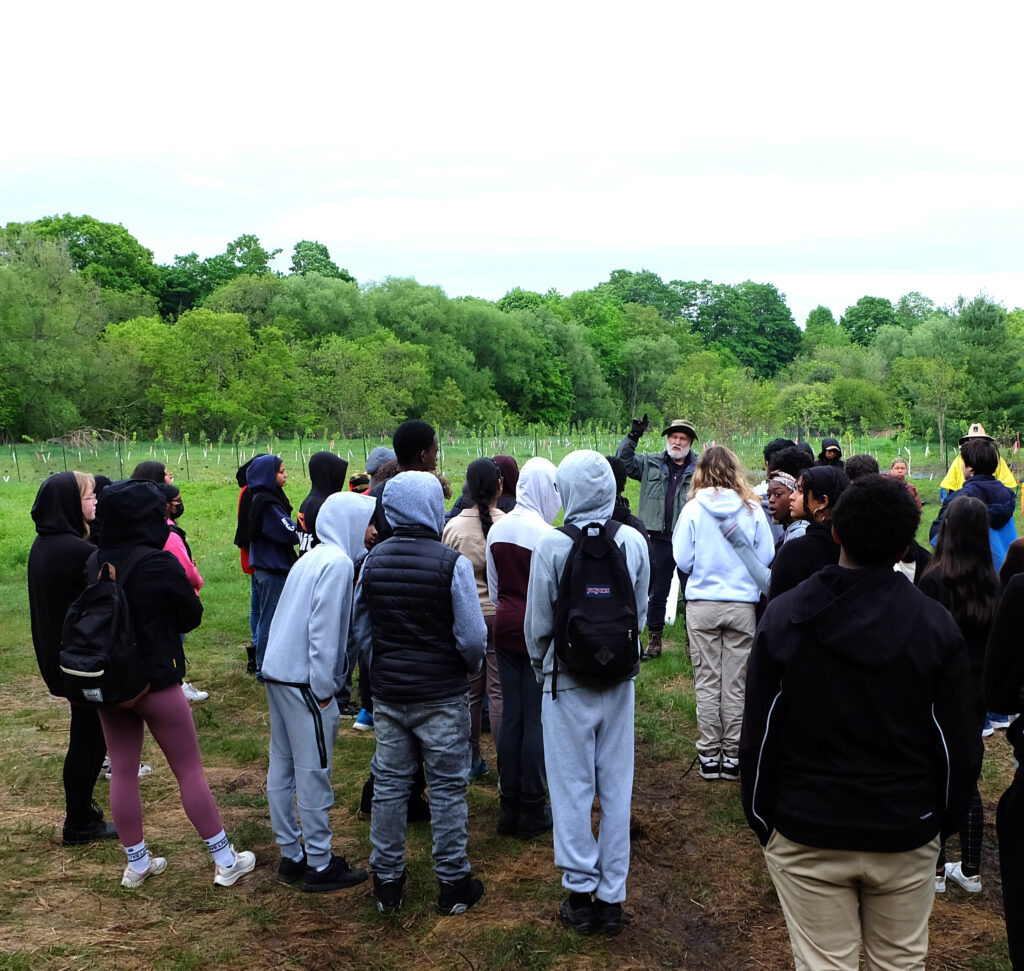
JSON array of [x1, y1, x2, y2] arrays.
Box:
[[672, 487, 773, 603]]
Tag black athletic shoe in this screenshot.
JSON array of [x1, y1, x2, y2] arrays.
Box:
[[62, 805, 118, 846], [277, 852, 307, 884], [515, 802, 552, 840], [497, 797, 519, 836], [593, 898, 624, 936], [301, 855, 368, 893], [437, 873, 485, 915], [559, 892, 596, 934], [373, 870, 407, 914]]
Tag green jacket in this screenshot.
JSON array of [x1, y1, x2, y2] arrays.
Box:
[[615, 436, 699, 534]]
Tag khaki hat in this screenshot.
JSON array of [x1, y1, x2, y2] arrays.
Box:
[[661, 419, 698, 441], [959, 422, 994, 446]]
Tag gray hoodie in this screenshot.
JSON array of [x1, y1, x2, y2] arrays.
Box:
[[525, 450, 650, 691], [352, 471, 487, 676], [263, 491, 377, 701]]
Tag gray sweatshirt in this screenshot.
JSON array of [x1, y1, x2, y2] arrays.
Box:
[[262, 491, 377, 702], [525, 450, 651, 692]]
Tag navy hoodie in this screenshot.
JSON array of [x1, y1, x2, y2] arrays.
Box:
[[247, 454, 299, 572]]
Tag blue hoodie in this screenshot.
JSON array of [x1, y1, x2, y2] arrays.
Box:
[[929, 473, 1018, 569], [247, 454, 299, 572]]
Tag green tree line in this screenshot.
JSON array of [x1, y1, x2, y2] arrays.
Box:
[[2, 214, 1022, 448]]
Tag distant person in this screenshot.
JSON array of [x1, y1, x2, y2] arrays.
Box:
[[817, 437, 844, 469], [131, 460, 173, 485], [246, 455, 300, 681], [486, 457, 560, 838], [616, 416, 699, 659], [233, 454, 266, 674], [296, 451, 349, 555], [446, 454, 519, 521], [365, 447, 396, 489], [525, 450, 650, 936], [741, 474, 981, 970], [27, 471, 116, 846], [889, 458, 923, 511], [95, 480, 255, 890], [940, 423, 1017, 499], [262, 491, 376, 893], [352, 471, 488, 916]]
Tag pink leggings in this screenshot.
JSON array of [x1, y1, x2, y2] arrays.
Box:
[[98, 685, 223, 847]]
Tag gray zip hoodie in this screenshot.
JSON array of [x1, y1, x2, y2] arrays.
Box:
[[525, 450, 650, 691], [263, 491, 377, 702]]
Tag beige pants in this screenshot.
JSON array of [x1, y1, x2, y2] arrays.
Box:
[[765, 831, 939, 971], [684, 599, 756, 759]]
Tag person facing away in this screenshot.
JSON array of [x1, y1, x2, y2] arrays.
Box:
[[740, 473, 981, 971], [369, 420, 439, 542], [351, 470, 488, 917], [296, 451, 349, 555], [615, 416, 699, 659], [940, 422, 1017, 498], [485, 456, 561, 839], [262, 490, 377, 893], [525, 449, 650, 937]]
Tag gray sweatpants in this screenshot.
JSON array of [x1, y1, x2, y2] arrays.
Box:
[[541, 679, 635, 903], [266, 682, 341, 870]]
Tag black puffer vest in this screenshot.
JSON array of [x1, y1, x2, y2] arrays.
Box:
[[361, 526, 467, 702]]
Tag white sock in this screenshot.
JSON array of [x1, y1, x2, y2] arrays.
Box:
[[204, 830, 235, 868], [125, 839, 150, 874], [316, 860, 331, 872]]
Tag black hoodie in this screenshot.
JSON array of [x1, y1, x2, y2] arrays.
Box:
[[297, 451, 349, 554], [741, 565, 982, 852], [96, 480, 203, 692], [27, 472, 94, 695]]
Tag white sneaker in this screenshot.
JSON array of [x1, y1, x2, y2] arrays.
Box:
[[121, 856, 167, 889], [181, 681, 209, 704], [214, 847, 256, 887], [945, 861, 982, 893], [102, 760, 153, 780], [935, 871, 946, 893]]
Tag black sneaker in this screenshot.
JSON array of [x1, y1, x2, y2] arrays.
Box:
[[277, 852, 307, 884], [559, 892, 596, 935], [593, 898, 623, 936], [497, 797, 519, 836], [515, 802, 552, 840], [301, 855, 368, 893], [437, 873, 485, 915], [698, 754, 721, 781], [373, 870, 407, 914], [720, 757, 740, 782], [245, 644, 257, 675], [62, 805, 118, 846]]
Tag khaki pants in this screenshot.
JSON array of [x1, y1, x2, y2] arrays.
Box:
[[765, 831, 939, 971], [684, 599, 756, 759]]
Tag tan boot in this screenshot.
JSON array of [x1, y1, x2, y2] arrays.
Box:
[[643, 630, 663, 660]]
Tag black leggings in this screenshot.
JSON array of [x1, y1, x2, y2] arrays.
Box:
[[64, 704, 107, 823], [938, 785, 983, 875]]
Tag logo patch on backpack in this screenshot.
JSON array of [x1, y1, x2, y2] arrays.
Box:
[[552, 521, 639, 697]]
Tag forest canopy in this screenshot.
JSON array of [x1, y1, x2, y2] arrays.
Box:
[[2, 214, 1022, 450]]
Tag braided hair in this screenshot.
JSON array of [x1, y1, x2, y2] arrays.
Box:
[[465, 458, 502, 538]]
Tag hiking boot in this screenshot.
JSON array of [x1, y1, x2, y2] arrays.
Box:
[[245, 644, 257, 675], [643, 631, 663, 660], [213, 847, 256, 887], [373, 870, 407, 914], [559, 891, 596, 934], [945, 861, 982, 893], [497, 796, 520, 836], [698, 754, 721, 781], [62, 804, 119, 846], [593, 897, 624, 936], [437, 873, 485, 915], [121, 856, 167, 889], [353, 709, 374, 732], [277, 851, 307, 884], [516, 801, 552, 840], [720, 756, 740, 782], [301, 854, 368, 892]]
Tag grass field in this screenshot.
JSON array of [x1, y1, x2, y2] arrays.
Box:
[[0, 444, 1018, 970]]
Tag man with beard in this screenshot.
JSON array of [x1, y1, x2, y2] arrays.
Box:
[[616, 417, 699, 659]]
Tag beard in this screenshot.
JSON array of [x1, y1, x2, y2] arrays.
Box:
[[667, 444, 690, 461]]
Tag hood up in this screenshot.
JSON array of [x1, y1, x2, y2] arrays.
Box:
[[515, 457, 560, 524], [556, 450, 615, 527], [308, 451, 349, 497], [315, 491, 377, 560], [382, 471, 446, 535], [494, 455, 519, 500], [236, 453, 266, 487], [788, 565, 924, 669], [96, 479, 171, 550], [31, 472, 86, 538], [247, 453, 282, 492]]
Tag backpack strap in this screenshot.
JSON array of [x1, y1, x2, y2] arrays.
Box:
[[551, 524, 583, 699]]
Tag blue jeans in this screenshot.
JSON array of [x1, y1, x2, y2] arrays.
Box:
[[253, 568, 288, 677], [249, 575, 259, 644], [370, 693, 471, 883]]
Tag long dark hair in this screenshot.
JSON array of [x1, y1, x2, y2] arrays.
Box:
[[465, 458, 501, 538], [924, 495, 1000, 629]]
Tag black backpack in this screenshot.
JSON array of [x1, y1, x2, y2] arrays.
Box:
[[59, 549, 153, 707], [552, 520, 639, 698]]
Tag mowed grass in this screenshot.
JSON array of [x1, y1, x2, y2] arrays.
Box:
[[0, 451, 1018, 969]]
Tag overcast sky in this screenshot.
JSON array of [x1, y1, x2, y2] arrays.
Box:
[[5, 1, 1023, 326]]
